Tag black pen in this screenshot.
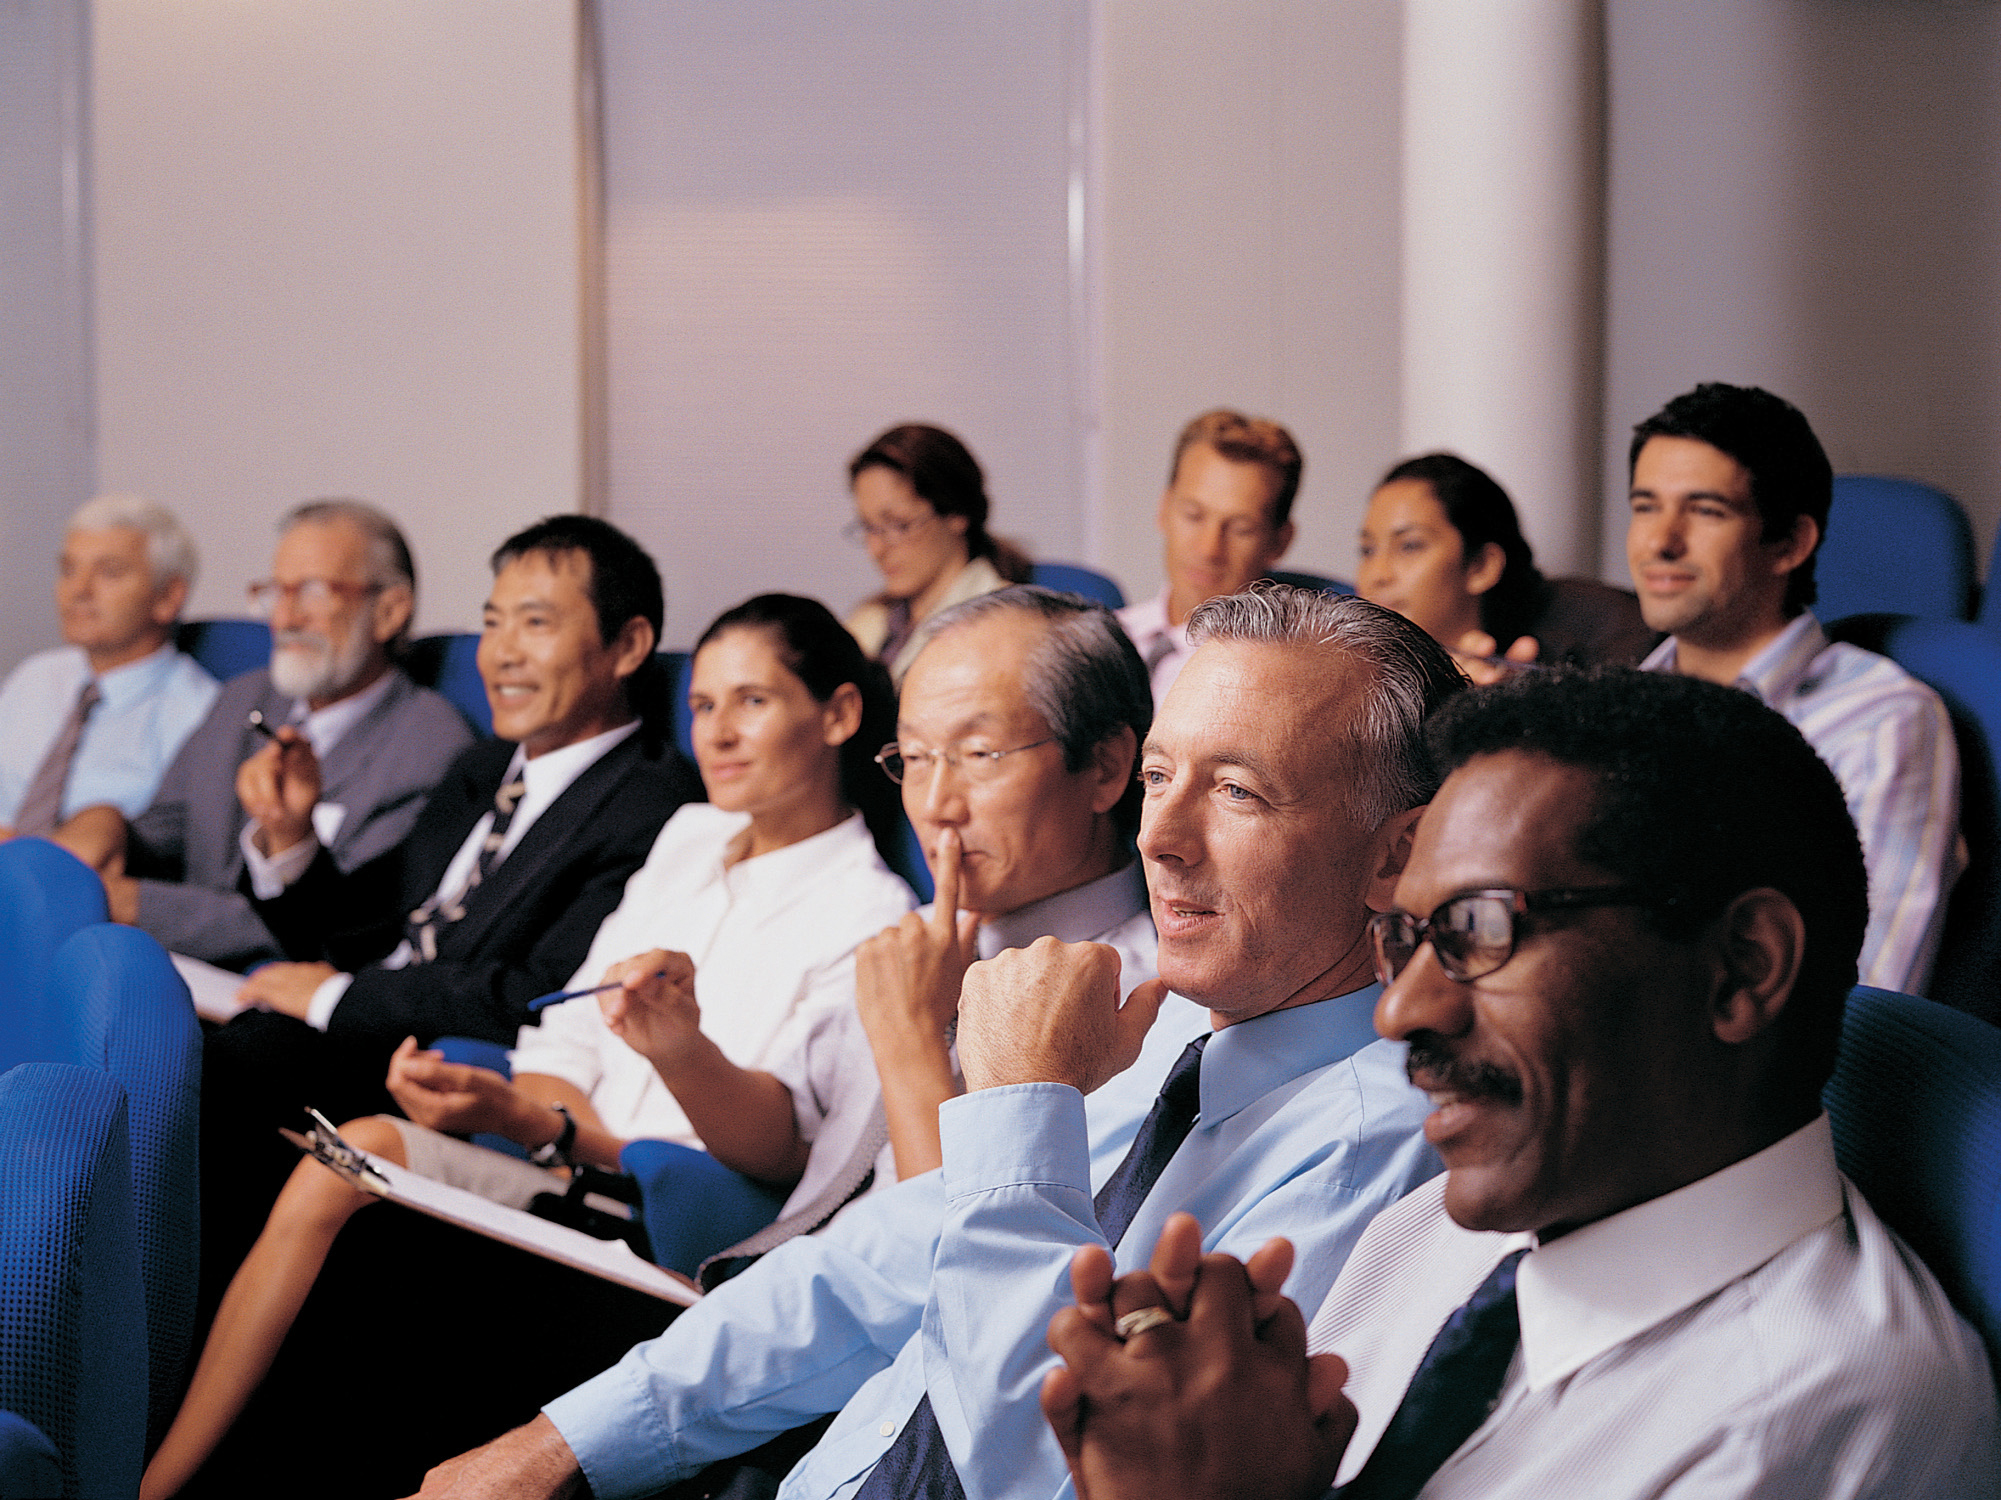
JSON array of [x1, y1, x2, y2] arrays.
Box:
[[246, 709, 280, 740]]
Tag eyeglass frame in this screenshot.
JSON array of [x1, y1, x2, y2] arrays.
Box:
[[246, 577, 385, 617], [1368, 885, 1681, 987], [874, 738, 1059, 785], [842, 511, 942, 548]]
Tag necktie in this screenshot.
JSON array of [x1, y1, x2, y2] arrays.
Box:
[[405, 773, 527, 963], [1336, 1247, 1530, 1500], [856, 1033, 1213, 1500], [15, 680, 101, 836], [695, 1100, 890, 1290]]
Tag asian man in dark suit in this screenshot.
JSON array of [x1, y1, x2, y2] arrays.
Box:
[[198, 515, 702, 1278]]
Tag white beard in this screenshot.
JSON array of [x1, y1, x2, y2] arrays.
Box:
[[270, 612, 376, 702]]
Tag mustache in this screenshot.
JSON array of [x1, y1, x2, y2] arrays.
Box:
[[1405, 1035, 1524, 1107]]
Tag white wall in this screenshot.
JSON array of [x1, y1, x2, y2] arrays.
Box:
[[91, 0, 587, 636], [1097, 0, 1403, 598]]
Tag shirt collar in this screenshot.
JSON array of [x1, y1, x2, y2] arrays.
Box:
[[1732, 611, 1827, 706], [515, 717, 638, 802], [1638, 612, 1827, 706], [1516, 1113, 1844, 1389], [977, 860, 1149, 958], [91, 640, 183, 709], [715, 808, 875, 897], [1195, 982, 1386, 1126], [295, 668, 397, 758]]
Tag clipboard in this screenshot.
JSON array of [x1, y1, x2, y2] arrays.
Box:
[[284, 1111, 701, 1307]]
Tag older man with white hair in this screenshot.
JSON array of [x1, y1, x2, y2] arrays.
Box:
[[0, 493, 219, 836]]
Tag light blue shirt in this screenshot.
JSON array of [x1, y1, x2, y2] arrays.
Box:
[[780, 989, 1441, 1500], [547, 862, 1209, 1500], [0, 642, 218, 825]]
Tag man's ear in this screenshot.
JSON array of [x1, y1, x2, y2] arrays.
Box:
[[372, 582, 415, 646], [1265, 518, 1297, 568], [151, 574, 189, 629], [610, 615, 656, 680], [820, 680, 864, 747], [1087, 725, 1138, 816], [1710, 887, 1805, 1045], [1363, 805, 1426, 910], [1769, 513, 1820, 578]]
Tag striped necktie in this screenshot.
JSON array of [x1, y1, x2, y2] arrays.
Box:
[[404, 772, 527, 963], [15, 680, 101, 836]]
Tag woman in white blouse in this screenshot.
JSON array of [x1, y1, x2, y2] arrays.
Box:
[[143, 594, 916, 1500]]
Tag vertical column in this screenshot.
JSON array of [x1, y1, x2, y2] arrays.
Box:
[[1401, 0, 1604, 573]]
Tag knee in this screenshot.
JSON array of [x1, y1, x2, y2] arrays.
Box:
[[338, 1115, 408, 1165]]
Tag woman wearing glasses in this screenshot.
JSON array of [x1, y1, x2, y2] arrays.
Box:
[[842, 423, 1032, 680], [142, 594, 916, 1500]]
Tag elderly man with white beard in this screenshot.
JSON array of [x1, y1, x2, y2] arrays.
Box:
[[54, 498, 472, 971]]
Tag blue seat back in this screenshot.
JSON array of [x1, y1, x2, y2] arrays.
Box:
[[1817, 477, 1977, 624], [1982, 526, 2001, 634], [1865, 618, 2001, 1022], [0, 1062, 147, 1499], [619, 1138, 788, 1278], [1825, 986, 2001, 1369], [0, 840, 109, 1073], [0, 1410, 61, 1498], [1030, 563, 1127, 611], [663, 650, 696, 762], [42, 924, 200, 1449], [1267, 569, 1357, 596], [174, 617, 273, 682], [404, 632, 492, 735]]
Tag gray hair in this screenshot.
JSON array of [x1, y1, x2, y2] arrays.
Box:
[[1187, 585, 1466, 829], [911, 584, 1153, 838], [279, 498, 417, 647], [67, 493, 199, 595]]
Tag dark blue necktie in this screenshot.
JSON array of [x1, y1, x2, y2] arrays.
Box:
[[856, 1033, 1213, 1500], [1336, 1247, 1529, 1500]]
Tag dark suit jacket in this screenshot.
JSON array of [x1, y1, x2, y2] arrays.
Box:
[[127, 667, 475, 970], [249, 729, 704, 1047]]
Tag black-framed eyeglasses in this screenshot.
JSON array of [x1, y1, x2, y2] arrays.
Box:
[[1368, 887, 1679, 986], [874, 739, 1058, 785]]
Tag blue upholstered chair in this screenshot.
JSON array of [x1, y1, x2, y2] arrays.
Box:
[[0, 1409, 61, 1498], [1816, 476, 1978, 625], [663, 650, 696, 762], [1267, 569, 1357, 596], [1982, 526, 2001, 634], [40, 924, 201, 1450], [0, 839, 109, 1073], [0, 1062, 148, 1499], [404, 632, 492, 735], [173, 617, 274, 682], [1825, 987, 2001, 1368], [1029, 563, 1127, 611]]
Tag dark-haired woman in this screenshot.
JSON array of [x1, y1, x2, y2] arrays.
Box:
[[842, 423, 1030, 679], [1358, 452, 1656, 677], [142, 594, 915, 1500]]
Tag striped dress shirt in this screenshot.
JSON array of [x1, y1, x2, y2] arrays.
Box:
[[1642, 612, 1962, 993], [1310, 1115, 2000, 1498]]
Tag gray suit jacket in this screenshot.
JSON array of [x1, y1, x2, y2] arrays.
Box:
[[127, 666, 474, 969]]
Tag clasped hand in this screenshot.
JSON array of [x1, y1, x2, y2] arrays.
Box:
[[384, 1035, 524, 1137], [957, 935, 1168, 1096], [236, 725, 323, 855]]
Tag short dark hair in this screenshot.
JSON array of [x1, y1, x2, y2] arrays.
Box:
[[491, 515, 664, 647], [1426, 667, 1868, 1110], [1170, 409, 1304, 529], [1628, 383, 1833, 615], [1378, 453, 1544, 647], [915, 585, 1153, 840], [697, 593, 903, 868]]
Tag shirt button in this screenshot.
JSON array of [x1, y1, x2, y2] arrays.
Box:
[[879, 1422, 895, 1437]]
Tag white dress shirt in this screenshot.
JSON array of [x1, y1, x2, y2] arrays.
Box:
[[1114, 590, 1193, 706], [1642, 613, 1962, 992], [509, 803, 916, 1146], [1309, 1115, 1999, 1497], [294, 719, 641, 1030], [0, 641, 218, 824]]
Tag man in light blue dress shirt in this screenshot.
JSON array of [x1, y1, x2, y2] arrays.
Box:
[[407, 588, 1459, 1500], [0, 494, 217, 833]]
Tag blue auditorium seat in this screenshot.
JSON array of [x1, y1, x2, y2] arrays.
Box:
[[404, 632, 492, 734], [0, 840, 108, 1073], [174, 618, 273, 682], [1029, 563, 1127, 610], [1816, 476, 1977, 624], [1825, 986, 2001, 1370], [0, 1062, 148, 1499]]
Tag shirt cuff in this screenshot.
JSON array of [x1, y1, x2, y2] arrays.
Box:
[[304, 971, 355, 1032], [238, 821, 321, 899], [545, 1358, 685, 1500], [938, 1081, 1092, 1201]]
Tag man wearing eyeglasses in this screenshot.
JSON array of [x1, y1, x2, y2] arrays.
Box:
[[53, 498, 472, 971], [404, 588, 1458, 1500], [1040, 668, 1997, 1500]]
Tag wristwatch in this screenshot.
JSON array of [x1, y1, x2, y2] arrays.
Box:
[[528, 1102, 577, 1169]]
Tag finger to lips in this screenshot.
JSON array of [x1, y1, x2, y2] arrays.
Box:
[[931, 826, 961, 928]]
